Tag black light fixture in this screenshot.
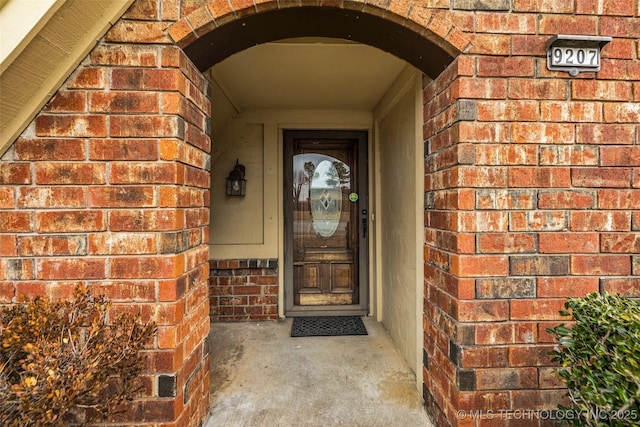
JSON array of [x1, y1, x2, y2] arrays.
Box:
[[225, 159, 246, 196]]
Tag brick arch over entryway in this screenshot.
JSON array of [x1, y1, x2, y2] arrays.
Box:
[[168, 1, 470, 78], [166, 3, 472, 427]]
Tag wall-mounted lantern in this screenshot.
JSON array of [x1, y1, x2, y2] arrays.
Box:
[[225, 159, 246, 197], [546, 34, 611, 76]]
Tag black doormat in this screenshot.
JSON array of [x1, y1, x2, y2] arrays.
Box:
[[291, 316, 368, 337]]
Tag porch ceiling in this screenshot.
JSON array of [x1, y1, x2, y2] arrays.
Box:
[[208, 38, 407, 112]]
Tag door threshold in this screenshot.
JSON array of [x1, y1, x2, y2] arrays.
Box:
[[286, 306, 368, 318]]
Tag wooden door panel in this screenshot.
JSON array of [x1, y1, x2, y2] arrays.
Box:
[[298, 261, 354, 306], [284, 130, 368, 315], [294, 263, 354, 297], [330, 263, 354, 292], [295, 264, 321, 297]]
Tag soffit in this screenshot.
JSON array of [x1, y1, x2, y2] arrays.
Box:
[[0, 0, 134, 156], [210, 38, 407, 111]]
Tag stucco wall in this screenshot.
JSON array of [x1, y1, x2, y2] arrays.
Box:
[[210, 123, 265, 245], [375, 69, 423, 384]]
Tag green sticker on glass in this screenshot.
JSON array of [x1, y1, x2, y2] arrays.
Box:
[[349, 193, 359, 202]]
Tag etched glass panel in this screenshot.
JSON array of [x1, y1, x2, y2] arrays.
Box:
[[310, 160, 343, 237]]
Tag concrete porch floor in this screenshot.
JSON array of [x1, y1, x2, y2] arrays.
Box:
[[205, 317, 434, 427]]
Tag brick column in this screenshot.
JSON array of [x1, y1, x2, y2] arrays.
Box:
[[423, 50, 574, 426], [0, 2, 211, 425], [423, 8, 640, 423]]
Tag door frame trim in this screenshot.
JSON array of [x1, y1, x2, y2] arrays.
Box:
[[283, 129, 369, 317]]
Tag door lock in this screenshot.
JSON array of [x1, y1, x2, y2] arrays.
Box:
[[361, 209, 368, 238]]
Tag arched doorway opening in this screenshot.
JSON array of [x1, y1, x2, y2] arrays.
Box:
[[205, 36, 427, 390], [169, 1, 468, 422]]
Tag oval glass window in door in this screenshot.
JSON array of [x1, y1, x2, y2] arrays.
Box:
[[310, 160, 342, 237]]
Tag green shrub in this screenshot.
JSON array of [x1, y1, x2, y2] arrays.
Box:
[[0, 285, 156, 426], [548, 292, 640, 426]]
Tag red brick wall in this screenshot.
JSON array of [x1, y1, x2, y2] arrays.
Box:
[[2, 0, 639, 426], [421, 2, 640, 426], [0, 1, 211, 425], [209, 259, 279, 321]]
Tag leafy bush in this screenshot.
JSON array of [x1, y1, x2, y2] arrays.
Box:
[[0, 285, 156, 426], [548, 292, 640, 426]]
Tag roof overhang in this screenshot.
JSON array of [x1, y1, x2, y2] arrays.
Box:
[[0, 0, 134, 156]]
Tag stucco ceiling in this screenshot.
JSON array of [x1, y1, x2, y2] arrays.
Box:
[[209, 38, 408, 112]]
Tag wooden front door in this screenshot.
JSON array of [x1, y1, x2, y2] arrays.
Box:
[[284, 130, 368, 316]]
